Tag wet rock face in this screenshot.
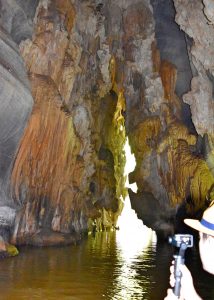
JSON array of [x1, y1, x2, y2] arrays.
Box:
[[0, 0, 214, 246]]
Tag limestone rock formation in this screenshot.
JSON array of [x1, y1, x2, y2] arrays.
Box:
[[0, 0, 214, 251], [173, 0, 214, 205], [9, 0, 127, 245]]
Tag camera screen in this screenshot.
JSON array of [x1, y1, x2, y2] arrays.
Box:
[[168, 234, 193, 248], [175, 234, 193, 247]]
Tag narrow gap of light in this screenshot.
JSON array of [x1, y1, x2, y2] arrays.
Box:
[[116, 137, 156, 255], [113, 138, 157, 299], [117, 137, 145, 232]]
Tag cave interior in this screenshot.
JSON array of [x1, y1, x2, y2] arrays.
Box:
[[0, 0, 214, 256]]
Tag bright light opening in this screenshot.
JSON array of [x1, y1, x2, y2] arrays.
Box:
[[116, 137, 157, 252], [117, 137, 144, 232], [123, 138, 138, 193], [114, 138, 157, 298]]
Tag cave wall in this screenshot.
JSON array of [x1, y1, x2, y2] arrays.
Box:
[[173, 0, 214, 200], [0, 0, 128, 248], [0, 0, 214, 252], [119, 0, 214, 238], [9, 0, 128, 246], [127, 0, 214, 238]]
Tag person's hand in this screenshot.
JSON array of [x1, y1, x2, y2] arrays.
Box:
[[164, 262, 202, 300], [164, 288, 181, 299]]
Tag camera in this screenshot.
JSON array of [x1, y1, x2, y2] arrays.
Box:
[[168, 234, 193, 248]]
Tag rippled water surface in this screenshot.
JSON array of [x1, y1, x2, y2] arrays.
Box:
[[0, 230, 214, 300]]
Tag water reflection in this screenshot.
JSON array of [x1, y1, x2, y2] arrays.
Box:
[[116, 195, 156, 257], [0, 231, 213, 299], [0, 233, 117, 300], [112, 137, 158, 299], [113, 229, 156, 300], [111, 194, 157, 300]]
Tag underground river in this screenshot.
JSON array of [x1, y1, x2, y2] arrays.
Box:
[[0, 221, 214, 299], [1, 140, 214, 300]]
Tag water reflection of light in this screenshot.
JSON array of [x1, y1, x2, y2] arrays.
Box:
[[114, 201, 157, 300], [112, 138, 157, 299], [116, 196, 154, 258]]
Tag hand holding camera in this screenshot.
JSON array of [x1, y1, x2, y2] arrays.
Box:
[[168, 234, 193, 297], [164, 234, 202, 300], [165, 262, 199, 300]]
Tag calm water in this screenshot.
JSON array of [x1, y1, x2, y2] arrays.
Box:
[[0, 230, 214, 300]]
